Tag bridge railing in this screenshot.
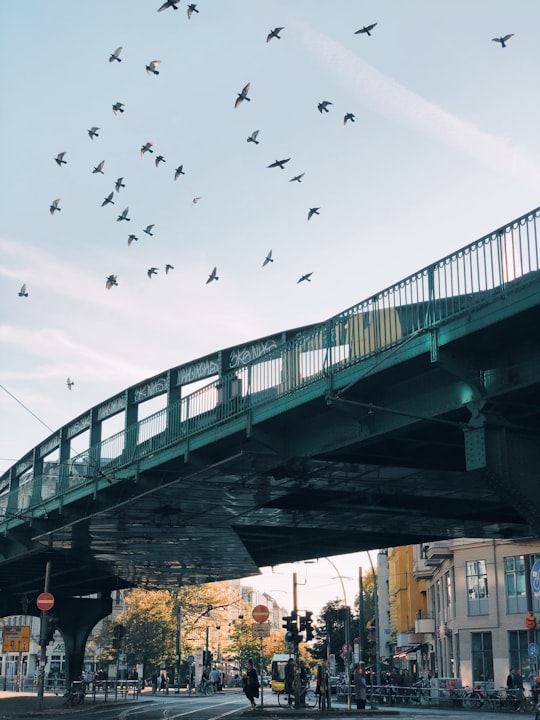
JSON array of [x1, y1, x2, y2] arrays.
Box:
[[1, 207, 539, 519]]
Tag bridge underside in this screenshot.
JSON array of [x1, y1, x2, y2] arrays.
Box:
[[3, 299, 539, 601]]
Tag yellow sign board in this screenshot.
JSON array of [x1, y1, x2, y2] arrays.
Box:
[[2, 625, 31, 653]]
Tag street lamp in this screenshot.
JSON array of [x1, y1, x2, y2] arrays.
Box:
[[366, 551, 381, 688]]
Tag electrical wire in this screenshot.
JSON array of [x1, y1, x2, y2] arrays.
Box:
[[0, 382, 54, 433]]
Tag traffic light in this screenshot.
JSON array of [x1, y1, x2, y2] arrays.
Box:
[[112, 623, 125, 649], [202, 650, 213, 665], [299, 615, 306, 632], [305, 611, 314, 641], [282, 615, 293, 630], [44, 614, 59, 644]]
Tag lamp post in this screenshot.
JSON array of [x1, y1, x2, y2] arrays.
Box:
[[366, 551, 381, 688]]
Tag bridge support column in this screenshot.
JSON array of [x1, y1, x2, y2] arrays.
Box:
[[465, 423, 540, 535], [54, 596, 112, 685]]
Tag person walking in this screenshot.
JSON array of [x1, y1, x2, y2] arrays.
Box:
[[354, 663, 367, 710], [243, 659, 260, 708]]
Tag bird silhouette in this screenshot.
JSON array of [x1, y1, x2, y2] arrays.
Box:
[[297, 272, 313, 283], [308, 207, 320, 220], [112, 101, 125, 115], [146, 60, 161, 75], [174, 165, 185, 180], [155, 155, 166, 167], [235, 82, 251, 108], [187, 4, 199, 18], [143, 224, 155, 236], [54, 152, 67, 166], [88, 127, 100, 139], [192, 196, 202, 204], [117, 207, 130, 222], [115, 177, 125, 193], [206, 266, 219, 284], [267, 158, 290, 169], [18, 284, 28, 297], [49, 198, 61, 215], [127, 234, 138, 246], [289, 172, 305, 183], [247, 130, 260, 144], [101, 192, 114, 207], [267, 27, 284, 42], [106, 274, 118, 289], [262, 250, 273, 267], [147, 267, 159, 278], [492, 34, 514, 48], [344, 113, 356, 125], [141, 142, 155, 156], [66, 377, 74, 391], [165, 264, 174, 274], [318, 101, 332, 113], [354, 23, 377, 36], [109, 46, 123, 62], [158, 0, 179, 10], [93, 160, 105, 174]]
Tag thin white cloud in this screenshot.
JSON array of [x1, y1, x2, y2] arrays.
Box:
[[294, 22, 540, 185]]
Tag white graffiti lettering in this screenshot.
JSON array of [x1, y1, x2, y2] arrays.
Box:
[[97, 395, 126, 421], [134, 377, 168, 403], [177, 359, 219, 385], [228, 339, 279, 369], [67, 414, 91, 439], [39, 435, 60, 458]]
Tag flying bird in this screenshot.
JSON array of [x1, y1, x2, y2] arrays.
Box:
[[192, 196, 202, 204], [66, 378, 74, 391], [49, 198, 61, 215], [165, 264, 174, 274], [174, 165, 185, 180], [117, 207, 130, 221], [308, 207, 320, 220], [54, 152, 67, 166], [141, 142, 155, 156], [147, 267, 159, 278], [344, 113, 356, 125], [267, 158, 290, 169], [158, 0, 179, 10], [112, 101, 125, 115], [101, 192, 114, 207], [267, 27, 284, 42], [289, 172, 305, 183], [115, 177, 125, 192], [127, 234, 138, 246], [155, 155, 166, 167], [206, 266, 218, 284], [235, 82, 251, 108], [297, 272, 313, 283], [18, 284, 28, 297], [143, 224, 155, 236], [187, 4, 199, 18], [247, 130, 260, 144], [109, 46, 122, 62], [262, 250, 273, 267], [105, 274, 118, 289], [88, 126, 100, 139], [354, 23, 377, 36], [93, 160, 105, 174], [318, 100, 332, 113], [146, 60, 161, 75], [492, 34, 514, 48]]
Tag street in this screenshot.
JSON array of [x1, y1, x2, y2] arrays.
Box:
[[1, 687, 535, 720]]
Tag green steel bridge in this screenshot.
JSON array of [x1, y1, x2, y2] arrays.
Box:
[[1, 206, 540, 679]]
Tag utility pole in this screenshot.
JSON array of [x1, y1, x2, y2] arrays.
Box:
[[293, 572, 300, 710], [175, 605, 182, 692], [36, 561, 51, 712]]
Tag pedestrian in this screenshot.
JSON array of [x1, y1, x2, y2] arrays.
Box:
[[284, 657, 295, 707], [242, 659, 260, 708], [354, 663, 367, 710], [151, 671, 158, 694]]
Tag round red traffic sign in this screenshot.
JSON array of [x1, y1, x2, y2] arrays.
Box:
[[252, 604, 270, 623], [36, 592, 55, 611]]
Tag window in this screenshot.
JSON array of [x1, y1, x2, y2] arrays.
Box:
[[467, 560, 489, 615], [508, 630, 537, 674], [505, 555, 540, 614], [471, 632, 493, 683]]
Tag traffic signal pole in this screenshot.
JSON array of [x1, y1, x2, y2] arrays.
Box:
[[293, 573, 300, 710], [36, 561, 51, 712]]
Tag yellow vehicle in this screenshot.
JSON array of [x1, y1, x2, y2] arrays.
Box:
[[271, 653, 293, 693]]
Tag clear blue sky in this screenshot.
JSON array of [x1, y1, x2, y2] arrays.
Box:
[[1, 0, 539, 480]]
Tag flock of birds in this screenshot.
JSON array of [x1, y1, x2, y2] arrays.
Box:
[[19, 3, 516, 315]]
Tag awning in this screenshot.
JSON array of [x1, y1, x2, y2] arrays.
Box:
[[393, 645, 422, 659]]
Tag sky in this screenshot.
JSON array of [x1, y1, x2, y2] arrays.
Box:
[[0, 1, 539, 605]]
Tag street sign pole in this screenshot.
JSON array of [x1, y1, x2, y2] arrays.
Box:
[[36, 561, 52, 712]]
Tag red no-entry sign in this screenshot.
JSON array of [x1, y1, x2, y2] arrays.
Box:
[[252, 604, 270, 623], [36, 592, 55, 612]]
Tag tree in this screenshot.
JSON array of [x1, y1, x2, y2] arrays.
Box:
[[308, 600, 351, 672]]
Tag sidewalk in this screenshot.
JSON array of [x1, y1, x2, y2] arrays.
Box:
[[0, 688, 157, 717]]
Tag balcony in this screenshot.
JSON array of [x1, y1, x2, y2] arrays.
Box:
[[415, 615, 435, 635], [412, 557, 436, 580], [425, 543, 453, 563]]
